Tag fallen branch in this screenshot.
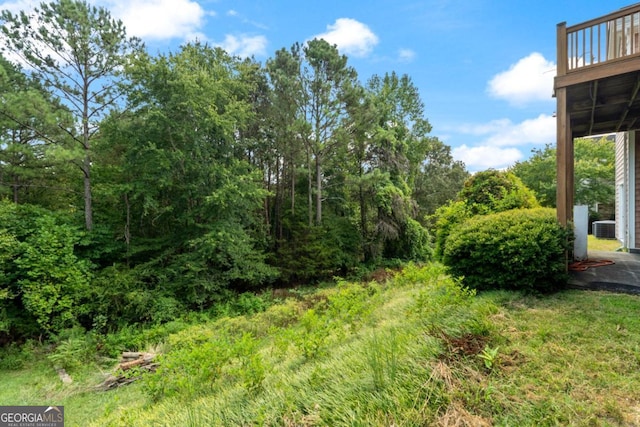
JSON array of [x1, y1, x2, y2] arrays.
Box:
[[96, 351, 158, 391]]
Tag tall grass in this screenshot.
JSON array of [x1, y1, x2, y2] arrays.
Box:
[[2, 263, 640, 426]]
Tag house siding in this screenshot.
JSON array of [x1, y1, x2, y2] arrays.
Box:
[[614, 131, 637, 249], [635, 133, 640, 249], [615, 132, 626, 244]]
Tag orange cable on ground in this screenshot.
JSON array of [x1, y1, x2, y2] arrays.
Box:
[[568, 259, 615, 271]]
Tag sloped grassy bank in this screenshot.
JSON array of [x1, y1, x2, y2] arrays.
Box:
[[2, 263, 640, 426], [92, 263, 495, 426]]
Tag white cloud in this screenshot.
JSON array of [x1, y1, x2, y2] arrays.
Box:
[[451, 114, 556, 171], [1, 0, 207, 41], [398, 48, 416, 62], [453, 145, 523, 170], [104, 0, 206, 41], [0, 0, 36, 14], [487, 52, 556, 106], [1, 0, 267, 59], [458, 118, 514, 136], [448, 54, 558, 172], [313, 18, 378, 57], [457, 114, 555, 146], [218, 34, 268, 58]]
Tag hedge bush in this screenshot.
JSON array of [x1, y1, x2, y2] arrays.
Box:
[[432, 170, 539, 261], [0, 201, 90, 338], [442, 208, 570, 293], [458, 169, 538, 215], [432, 200, 470, 259]]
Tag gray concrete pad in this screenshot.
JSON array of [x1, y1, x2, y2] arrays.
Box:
[[568, 250, 640, 294]]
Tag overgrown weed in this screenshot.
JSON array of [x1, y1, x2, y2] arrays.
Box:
[[3, 266, 640, 426]]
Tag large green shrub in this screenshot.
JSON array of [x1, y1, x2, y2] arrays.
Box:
[[458, 169, 538, 215], [0, 201, 90, 338], [432, 200, 470, 259], [16, 217, 91, 334], [432, 170, 539, 261], [383, 217, 433, 263], [442, 208, 570, 293]]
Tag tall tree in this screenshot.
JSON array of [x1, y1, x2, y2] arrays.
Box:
[[573, 137, 615, 208], [352, 72, 436, 261], [510, 136, 615, 208], [104, 43, 276, 306], [510, 144, 556, 206], [366, 73, 431, 183], [266, 45, 306, 240], [413, 138, 468, 217], [1, 0, 144, 230], [0, 54, 73, 206], [300, 39, 359, 225]]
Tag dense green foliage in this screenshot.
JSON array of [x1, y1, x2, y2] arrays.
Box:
[[0, 56, 74, 207], [458, 169, 538, 215], [433, 170, 539, 258], [511, 136, 615, 208], [1, 0, 144, 231], [4, 266, 640, 425], [443, 208, 570, 292], [0, 201, 89, 337], [107, 264, 498, 425], [433, 172, 568, 293], [0, 2, 625, 424], [433, 200, 470, 259], [0, 0, 468, 342]]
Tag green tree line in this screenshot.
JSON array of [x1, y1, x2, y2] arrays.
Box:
[[0, 0, 467, 339], [510, 136, 615, 209]]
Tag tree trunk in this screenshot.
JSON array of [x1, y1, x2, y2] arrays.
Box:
[[124, 192, 131, 263], [12, 175, 18, 204], [290, 157, 295, 215], [83, 156, 92, 231], [315, 155, 322, 225], [360, 184, 368, 248], [266, 160, 273, 237], [83, 75, 93, 231], [307, 146, 313, 227]]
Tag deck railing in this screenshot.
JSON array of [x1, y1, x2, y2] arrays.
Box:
[[559, 4, 640, 74]]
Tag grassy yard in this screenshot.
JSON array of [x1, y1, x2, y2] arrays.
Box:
[[1, 264, 640, 426], [588, 234, 623, 252]]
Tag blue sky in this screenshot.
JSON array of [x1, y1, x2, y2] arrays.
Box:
[[1, 0, 635, 171]]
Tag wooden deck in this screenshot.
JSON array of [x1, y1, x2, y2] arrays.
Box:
[[556, 4, 640, 225]]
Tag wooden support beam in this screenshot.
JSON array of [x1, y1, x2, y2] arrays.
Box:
[[557, 23, 568, 77], [574, 118, 633, 133], [588, 80, 598, 135], [566, 129, 575, 220], [571, 94, 632, 112], [616, 76, 640, 131], [556, 22, 571, 228], [555, 55, 640, 89], [556, 87, 569, 226]]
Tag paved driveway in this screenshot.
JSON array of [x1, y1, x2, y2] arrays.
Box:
[[568, 250, 640, 294]]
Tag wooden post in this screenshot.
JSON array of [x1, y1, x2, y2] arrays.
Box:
[[556, 89, 574, 227], [556, 22, 574, 227], [566, 126, 574, 217], [557, 22, 568, 76], [556, 86, 569, 226]]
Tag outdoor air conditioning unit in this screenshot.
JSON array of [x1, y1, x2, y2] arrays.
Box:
[[592, 220, 616, 239]]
